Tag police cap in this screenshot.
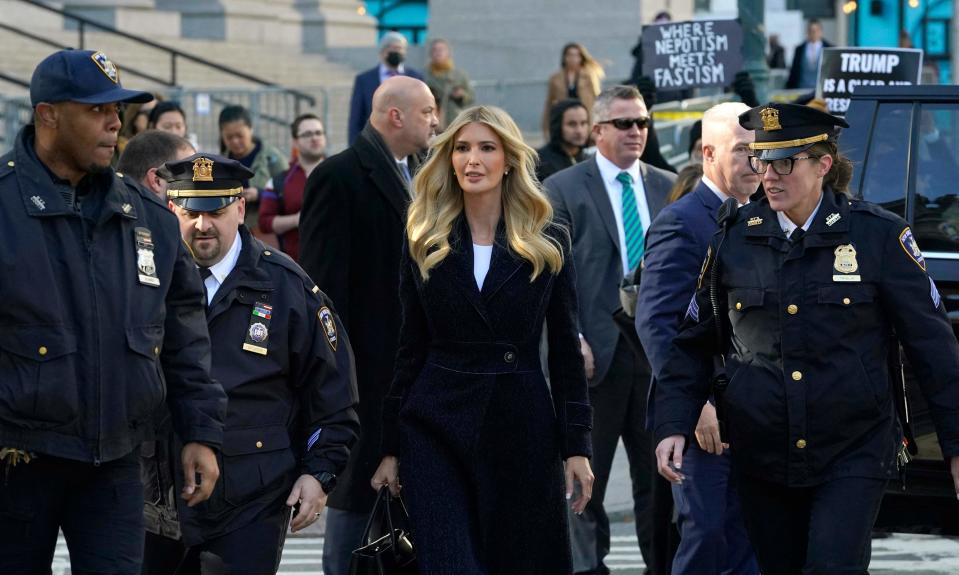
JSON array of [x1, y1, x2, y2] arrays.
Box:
[[738, 102, 849, 161], [165, 153, 255, 212], [30, 49, 153, 107]]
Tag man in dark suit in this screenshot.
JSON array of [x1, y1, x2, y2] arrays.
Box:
[[786, 19, 832, 90], [636, 102, 760, 575], [544, 84, 675, 575], [348, 31, 425, 145], [299, 75, 438, 575]]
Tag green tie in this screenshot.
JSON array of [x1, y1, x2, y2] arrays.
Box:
[[617, 171, 644, 271]]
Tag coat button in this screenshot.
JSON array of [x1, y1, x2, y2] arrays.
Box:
[[791, 370, 803, 381], [504, 351, 516, 363], [735, 302, 743, 310], [6, 161, 13, 167], [787, 304, 798, 315], [38, 346, 48, 356], [795, 439, 807, 449], [264, 250, 272, 256], [255, 441, 264, 449], [154, 346, 160, 356], [843, 297, 851, 305]]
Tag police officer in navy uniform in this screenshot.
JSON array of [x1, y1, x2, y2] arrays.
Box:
[[653, 103, 959, 574], [143, 153, 360, 574], [0, 50, 226, 574]]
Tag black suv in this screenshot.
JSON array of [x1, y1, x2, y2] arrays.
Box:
[[842, 85, 959, 535]]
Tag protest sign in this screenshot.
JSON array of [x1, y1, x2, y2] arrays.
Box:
[[818, 48, 923, 114], [642, 20, 743, 91]]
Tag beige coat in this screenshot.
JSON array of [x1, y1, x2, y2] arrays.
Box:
[[543, 69, 600, 138]]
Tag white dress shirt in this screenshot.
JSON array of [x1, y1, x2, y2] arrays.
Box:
[[777, 193, 824, 238], [379, 63, 406, 84], [595, 151, 651, 276], [203, 231, 242, 304], [701, 175, 731, 205]]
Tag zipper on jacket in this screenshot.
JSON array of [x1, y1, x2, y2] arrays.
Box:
[[80, 208, 103, 467]]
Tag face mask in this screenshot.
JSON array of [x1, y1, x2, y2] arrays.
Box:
[[385, 51, 404, 68]]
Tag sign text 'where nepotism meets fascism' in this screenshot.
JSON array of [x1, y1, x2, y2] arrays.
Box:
[[643, 20, 743, 91]]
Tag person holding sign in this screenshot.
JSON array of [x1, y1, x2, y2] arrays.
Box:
[[653, 102, 959, 574]]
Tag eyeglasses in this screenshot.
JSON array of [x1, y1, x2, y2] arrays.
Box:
[[748, 155, 818, 176], [297, 130, 325, 139], [598, 117, 650, 130]]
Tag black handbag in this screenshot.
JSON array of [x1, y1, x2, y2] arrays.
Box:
[[349, 487, 418, 575]]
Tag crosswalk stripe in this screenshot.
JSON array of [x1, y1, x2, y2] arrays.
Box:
[[53, 532, 959, 574]]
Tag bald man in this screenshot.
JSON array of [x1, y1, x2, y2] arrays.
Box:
[[637, 102, 760, 574], [299, 76, 437, 575]]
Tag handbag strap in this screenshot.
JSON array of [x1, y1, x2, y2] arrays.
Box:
[[383, 488, 402, 556], [359, 486, 390, 546]]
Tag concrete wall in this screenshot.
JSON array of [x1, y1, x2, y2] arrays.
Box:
[[428, 0, 650, 83]]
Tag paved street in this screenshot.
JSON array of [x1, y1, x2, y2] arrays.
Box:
[[53, 443, 959, 573]]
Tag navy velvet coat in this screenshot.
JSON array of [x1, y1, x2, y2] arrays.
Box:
[[382, 220, 592, 574]]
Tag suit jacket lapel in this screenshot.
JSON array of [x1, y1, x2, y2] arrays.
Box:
[[639, 161, 668, 220], [693, 181, 723, 224], [444, 220, 494, 331], [481, 223, 524, 302], [584, 158, 622, 252], [354, 135, 408, 220]]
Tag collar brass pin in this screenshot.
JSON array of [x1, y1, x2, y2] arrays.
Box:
[[122, 203, 133, 214], [747, 216, 763, 226], [826, 213, 841, 226]]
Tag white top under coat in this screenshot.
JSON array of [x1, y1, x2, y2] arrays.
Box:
[[473, 243, 493, 290]]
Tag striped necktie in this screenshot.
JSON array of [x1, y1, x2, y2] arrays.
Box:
[[616, 171, 644, 271]]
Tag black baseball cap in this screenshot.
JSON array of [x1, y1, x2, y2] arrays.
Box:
[[30, 49, 153, 107], [165, 153, 254, 212], [739, 102, 849, 161]]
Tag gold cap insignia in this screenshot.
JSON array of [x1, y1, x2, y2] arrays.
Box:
[[192, 157, 214, 182], [760, 107, 782, 131]]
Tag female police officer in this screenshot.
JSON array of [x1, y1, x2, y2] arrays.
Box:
[[653, 102, 959, 574]]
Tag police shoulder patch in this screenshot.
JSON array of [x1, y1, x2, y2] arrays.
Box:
[[898, 227, 926, 271], [318, 306, 338, 351]]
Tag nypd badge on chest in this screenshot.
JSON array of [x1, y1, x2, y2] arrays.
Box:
[[243, 298, 273, 356], [134, 227, 160, 287], [833, 244, 861, 282]]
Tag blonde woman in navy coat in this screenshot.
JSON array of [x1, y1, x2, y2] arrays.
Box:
[[371, 105, 595, 574]]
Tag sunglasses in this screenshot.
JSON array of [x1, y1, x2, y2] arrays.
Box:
[[598, 117, 650, 130]]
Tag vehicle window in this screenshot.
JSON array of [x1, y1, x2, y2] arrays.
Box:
[[860, 103, 911, 218], [912, 104, 959, 253]]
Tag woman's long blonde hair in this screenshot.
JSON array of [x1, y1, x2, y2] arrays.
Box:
[[562, 42, 605, 96], [407, 105, 564, 281]]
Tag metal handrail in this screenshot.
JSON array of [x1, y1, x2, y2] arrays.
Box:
[[12, 0, 315, 107], [0, 21, 175, 87], [0, 72, 30, 88]]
